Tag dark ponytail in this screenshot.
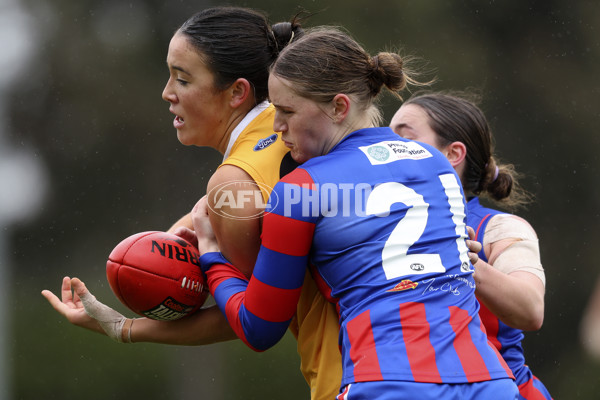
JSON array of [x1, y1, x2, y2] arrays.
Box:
[[178, 6, 304, 103]]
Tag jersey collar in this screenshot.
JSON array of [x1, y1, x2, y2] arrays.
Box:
[[222, 101, 270, 161]]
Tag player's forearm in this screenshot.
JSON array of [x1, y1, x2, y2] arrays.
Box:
[[129, 305, 237, 345], [167, 212, 193, 233], [201, 253, 299, 352], [473, 261, 544, 331]]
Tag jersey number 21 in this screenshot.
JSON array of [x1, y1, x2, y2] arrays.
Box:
[[366, 173, 470, 280]]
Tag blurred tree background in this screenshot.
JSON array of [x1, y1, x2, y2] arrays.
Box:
[[1, 0, 599, 398]]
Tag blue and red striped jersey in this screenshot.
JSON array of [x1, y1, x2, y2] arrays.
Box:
[[467, 197, 552, 399], [201, 127, 514, 386]]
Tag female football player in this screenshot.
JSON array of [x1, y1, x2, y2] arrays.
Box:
[[42, 7, 344, 399], [190, 27, 519, 399], [390, 92, 551, 399]]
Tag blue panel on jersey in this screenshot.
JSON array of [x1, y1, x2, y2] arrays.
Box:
[[238, 303, 291, 351], [212, 277, 248, 313], [368, 305, 414, 380], [253, 246, 307, 290], [199, 252, 232, 273], [267, 181, 322, 224], [424, 306, 467, 382]]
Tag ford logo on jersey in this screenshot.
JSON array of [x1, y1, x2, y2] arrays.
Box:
[[253, 133, 278, 151]]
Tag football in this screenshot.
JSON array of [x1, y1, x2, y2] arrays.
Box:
[[106, 231, 209, 321]]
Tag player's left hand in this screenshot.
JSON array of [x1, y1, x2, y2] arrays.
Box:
[[191, 195, 220, 254]]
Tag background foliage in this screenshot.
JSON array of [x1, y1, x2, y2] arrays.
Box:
[[2, 0, 599, 398]]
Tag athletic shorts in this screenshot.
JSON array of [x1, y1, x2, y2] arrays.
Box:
[[337, 379, 519, 400]]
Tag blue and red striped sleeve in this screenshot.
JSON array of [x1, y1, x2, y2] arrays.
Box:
[[199, 168, 318, 351]]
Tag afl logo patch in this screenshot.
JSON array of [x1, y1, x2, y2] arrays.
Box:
[[410, 263, 425, 271], [253, 133, 278, 151], [461, 261, 473, 272]]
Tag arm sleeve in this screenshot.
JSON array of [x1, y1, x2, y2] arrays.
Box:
[[200, 168, 318, 351]]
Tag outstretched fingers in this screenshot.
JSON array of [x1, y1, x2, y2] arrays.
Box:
[[41, 288, 66, 315], [71, 277, 89, 297], [41, 277, 105, 334], [41, 276, 74, 315]]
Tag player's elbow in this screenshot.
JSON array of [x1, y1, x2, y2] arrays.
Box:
[[247, 339, 277, 352], [245, 332, 285, 352], [518, 299, 545, 331], [525, 304, 545, 331], [500, 296, 544, 331], [241, 321, 290, 352]]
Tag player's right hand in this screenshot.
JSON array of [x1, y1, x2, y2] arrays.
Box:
[[191, 195, 220, 254]]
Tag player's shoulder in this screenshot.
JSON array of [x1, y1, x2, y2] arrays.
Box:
[[208, 164, 256, 190], [207, 164, 263, 207], [487, 213, 538, 240], [206, 165, 265, 230], [278, 167, 315, 188], [348, 127, 451, 166]]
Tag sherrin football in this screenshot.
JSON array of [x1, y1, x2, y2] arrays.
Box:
[[106, 231, 209, 321]]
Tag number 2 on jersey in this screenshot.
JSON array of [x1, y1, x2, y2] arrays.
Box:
[[366, 173, 469, 280]]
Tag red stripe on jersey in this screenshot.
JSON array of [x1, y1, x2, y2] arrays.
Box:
[[479, 315, 514, 379], [224, 291, 260, 351], [245, 276, 301, 322], [477, 302, 502, 350], [474, 213, 492, 241], [205, 263, 248, 293], [279, 168, 316, 190], [518, 377, 550, 400], [347, 310, 383, 382], [399, 302, 442, 382], [262, 212, 314, 256], [448, 306, 491, 382]]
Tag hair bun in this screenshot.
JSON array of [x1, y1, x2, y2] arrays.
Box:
[[368, 53, 406, 96], [271, 22, 300, 55]]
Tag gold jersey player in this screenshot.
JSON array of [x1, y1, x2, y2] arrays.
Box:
[[216, 102, 343, 399], [197, 99, 343, 398], [42, 7, 342, 400]]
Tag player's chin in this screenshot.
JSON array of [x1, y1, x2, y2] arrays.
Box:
[[290, 150, 308, 164], [176, 130, 195, 146]]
